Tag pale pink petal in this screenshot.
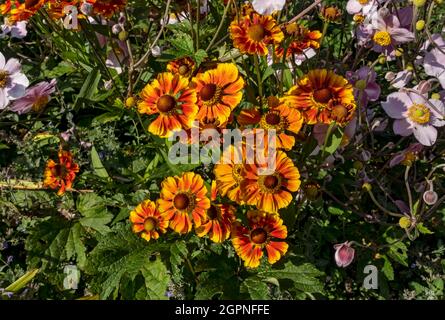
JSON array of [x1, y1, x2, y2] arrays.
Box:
[[382, 92, 409, 119], [393, 119, 413, 136], [429, 99, 445, 127], [390, 27, 415, 43], [0, 52, 5, 69], [413, 125, 437, 146], [346, 0, 362, 14]]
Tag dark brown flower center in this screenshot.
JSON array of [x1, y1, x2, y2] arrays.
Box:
[[207, 205, 218, 220], [157, 95, 176, 113], [263, 175, 279, 189], [25, 0, 40, 9], [52, 164, 67, 178], [313, 88, 332, 104], [265, 113, 281, 125], [174, 193, 190, 210], [144, 217, 157, 232], [178, 65, 189, 76], [200, 84, 217, 101], [250, 228, 268, 244], [248, 24, 266, 42]]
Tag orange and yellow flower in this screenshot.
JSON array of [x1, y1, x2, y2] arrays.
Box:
[[192, 63, 244, 124], [43, 149, 80, 196], [283, 69, 356, 125], [237, 103, 304, 150], [242, 150, 300, 213], [87, 0, 126, 18], [276, 24, 322, 58], [214, 145, 247, 204], [130, 199, 169, 242], [319, 5, 343, 24], [6, 0, 46, 23], [158, 172, 210, 234], [229, 13, 284, 56], [195, 181, 236, 242], [167, 57, 196, 78], [231, 210, 288, 268], [138, 72, 198, 138]]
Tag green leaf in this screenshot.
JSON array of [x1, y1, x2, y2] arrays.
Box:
[[91, 146, 110, 179], [5, 269, 39, 293], [170, 241, 188, 281], [74, 68, 101, 109], [92, 112, 121, 125], [258, 262, 324, 294], [323, 127, 344, 155], [66, 223, 87, 268], [387, 240, 409, 267], [417, 223, 434, 234], [327, 206, 344, 215], [86, 225, 168, 299], [77, 193, 113, 234], [193, 49, 208, 66], [240, 277, 270, 299], [262, 66, 276, 82], [77, 193, 106, 216], [382, 256, 394, 281], [141, 258, 170, 300]]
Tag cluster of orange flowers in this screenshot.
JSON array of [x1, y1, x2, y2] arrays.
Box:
[[40, 2, 357, 269], [0, 0, 126, 23], [129, 172, 289, 268]]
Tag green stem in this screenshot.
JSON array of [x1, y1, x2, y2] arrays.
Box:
[[205, 0, 232, 52]]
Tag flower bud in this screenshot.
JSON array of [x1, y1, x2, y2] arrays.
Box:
[[395, 48, 403, 57], [353, 160, 363, 170], [362, 182, 372, 192], [399, 216, 411, 229], [413, 0, 426, 7], [125, 97, 136, 108], [431, 93, 441, 100], [416, 20, 425, 31], [385, 71, 396, 81], [334, 242, 355, 267], [112, 24, 123, 34], [423, 190, 438, 205], [378, 56, 386, 64], [118, 30, 128, 41], [355, 79, 367, 90]]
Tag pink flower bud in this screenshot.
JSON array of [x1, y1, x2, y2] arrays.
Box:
[[112, 24, 123, 35], [423, 190, 438, 205], [334, 242, 355, 267]]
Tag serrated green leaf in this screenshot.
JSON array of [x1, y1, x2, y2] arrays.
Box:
[[258, 262, 324, 294], [141, 258, 170, 300], [86, 225, 168, 299], [240, 277, 270, 299]]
